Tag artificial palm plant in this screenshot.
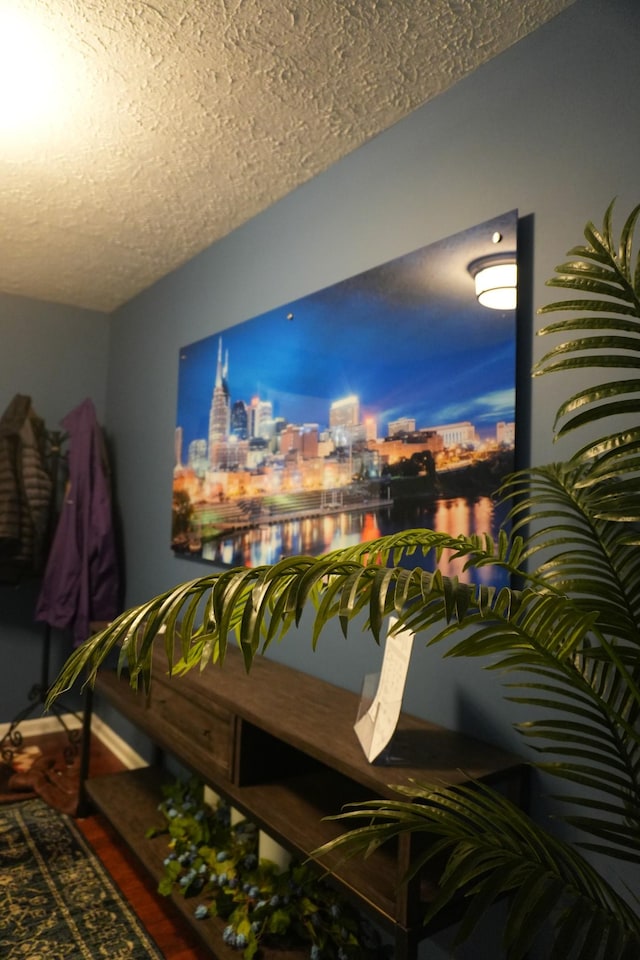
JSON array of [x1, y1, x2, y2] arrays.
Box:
[[49, 201, 640, 958]]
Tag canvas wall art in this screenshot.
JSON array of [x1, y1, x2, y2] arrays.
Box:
[[172, 211, 518, 582]]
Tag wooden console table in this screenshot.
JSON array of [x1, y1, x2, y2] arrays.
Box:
[[80, 644, 527, 959]]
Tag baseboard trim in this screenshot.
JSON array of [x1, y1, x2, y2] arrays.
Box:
[[90, 714, 148, 770], [0, 713, 82, 740], [0, 713, 147, 771]]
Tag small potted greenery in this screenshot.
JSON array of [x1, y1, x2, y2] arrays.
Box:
[[148, 775, 387, 959]]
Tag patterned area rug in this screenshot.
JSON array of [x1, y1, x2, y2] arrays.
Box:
[[0, 797, 162, 959]]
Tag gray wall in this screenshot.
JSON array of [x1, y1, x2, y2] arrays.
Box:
[[107, 0, 640, 729], [101, 3, 640, 952], [0, 292, 110, 720], [103, 1, 640, 952]]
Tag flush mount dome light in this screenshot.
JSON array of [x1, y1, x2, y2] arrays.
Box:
[[468, 254, 517, 310], [0, 9, 85, 139]]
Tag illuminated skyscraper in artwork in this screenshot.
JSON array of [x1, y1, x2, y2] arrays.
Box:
[[208, 338, 230, 464], [330, 395, 359, 428], [174, 426, 183, 469], [249, 396, 274, 439], [330, 394, 359, 446], [230, 400, 248, 439]]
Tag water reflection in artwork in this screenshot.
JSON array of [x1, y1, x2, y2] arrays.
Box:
[[202, 495, 508, 587]]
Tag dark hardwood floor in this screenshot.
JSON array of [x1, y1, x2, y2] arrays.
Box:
[[10, 729, 213, 960]]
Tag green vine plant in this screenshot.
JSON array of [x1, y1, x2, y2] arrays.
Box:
[[48, 201, 640, 959], [148, 776, 387, 959]]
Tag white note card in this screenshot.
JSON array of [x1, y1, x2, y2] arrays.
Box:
[[354, 616, 414, 763]]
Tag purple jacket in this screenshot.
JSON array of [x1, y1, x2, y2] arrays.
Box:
[[36, 398, 120, 646]]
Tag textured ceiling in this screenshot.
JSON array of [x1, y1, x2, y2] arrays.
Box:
[[1, 0, 576, 313]]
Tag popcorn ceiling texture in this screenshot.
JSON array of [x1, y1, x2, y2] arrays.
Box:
[[1, 0, 575, 312]]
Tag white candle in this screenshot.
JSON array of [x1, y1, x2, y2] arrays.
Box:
[[259, 830, 291, 872], [203, 785, 220, 809]]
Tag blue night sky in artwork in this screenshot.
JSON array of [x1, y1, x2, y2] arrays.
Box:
[[176, 213, 517, 451]]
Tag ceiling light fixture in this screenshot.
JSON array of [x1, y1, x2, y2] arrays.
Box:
[[0, 9, 64, 135], [468, 254, 517, 310]]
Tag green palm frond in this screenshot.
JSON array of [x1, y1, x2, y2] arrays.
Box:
[[46, 519, 640, 860], [534, 200, 640, 489], [436, 589, 640, 860], [46, 529, 521, 699], [315, 779, 640, 960], [502, 462, 640, 636]]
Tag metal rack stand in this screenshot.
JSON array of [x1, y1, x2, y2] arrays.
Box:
[[0, 623, 82, 765]]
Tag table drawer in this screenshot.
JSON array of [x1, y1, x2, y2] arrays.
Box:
[[151, 678, 234, 780]]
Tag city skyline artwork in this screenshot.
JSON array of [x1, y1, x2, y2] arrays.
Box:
[[173, 210, 518, 574]]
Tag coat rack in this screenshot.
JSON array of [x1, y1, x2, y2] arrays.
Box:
[[0, 429, 81, 767]]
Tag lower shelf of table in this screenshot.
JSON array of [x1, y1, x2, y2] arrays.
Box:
[[83, 766, 306, 960]]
